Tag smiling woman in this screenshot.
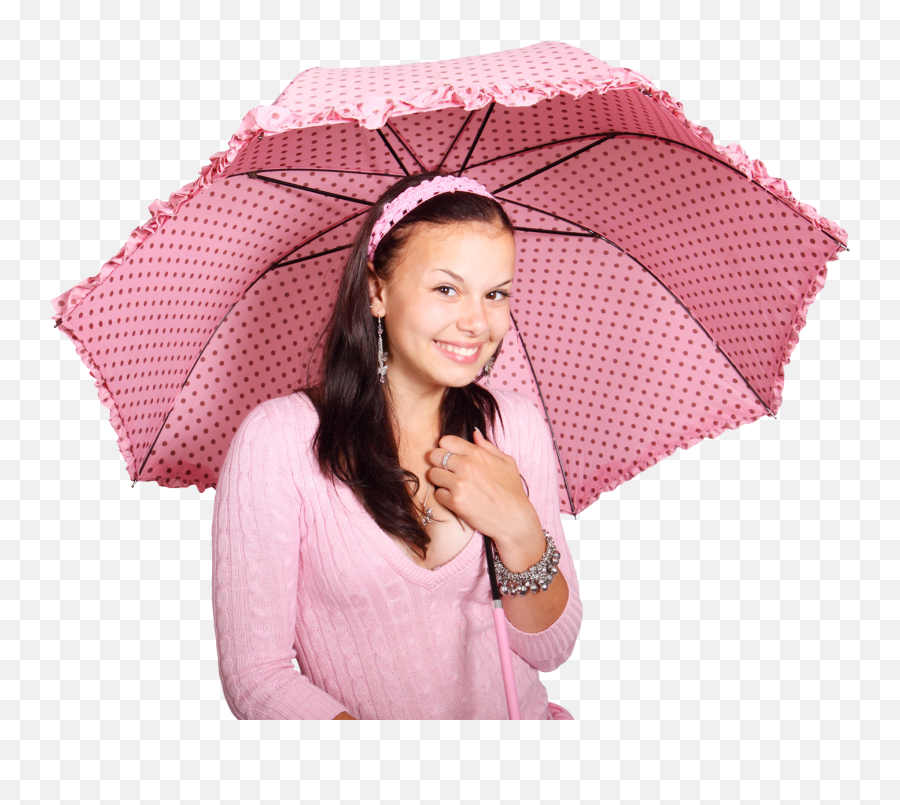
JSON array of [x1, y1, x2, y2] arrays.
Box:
[[209, 169, 582, 720], [430, 273, 514, 361], [370, 223, 516, 387]]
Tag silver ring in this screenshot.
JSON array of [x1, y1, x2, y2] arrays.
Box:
[[441, 451, 454, 470]]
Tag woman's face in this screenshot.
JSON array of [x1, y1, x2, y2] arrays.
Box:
[[368, 222, 517, 394]]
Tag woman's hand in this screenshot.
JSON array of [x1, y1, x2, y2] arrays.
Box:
[[426, 428, 539, 555], [333, 711, 356, 719]]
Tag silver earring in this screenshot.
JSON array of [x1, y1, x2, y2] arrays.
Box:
[[373, 307, 388, 383], [483, 348, 498, 387]]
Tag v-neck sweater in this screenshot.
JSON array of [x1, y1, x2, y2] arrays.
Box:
[[211, 388, 583, 720]]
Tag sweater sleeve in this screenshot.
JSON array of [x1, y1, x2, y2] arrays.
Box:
[[503, 393, 584, 673], [211, 403, 349, 720]]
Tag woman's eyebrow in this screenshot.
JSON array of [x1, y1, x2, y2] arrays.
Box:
[[432, 268, 513, 287]]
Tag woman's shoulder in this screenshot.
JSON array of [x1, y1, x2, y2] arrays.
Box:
[[238, 391, 320, 447], [489, 388, 524, 407], [484, 388, 544, 458], [236, 392, 322, 489], [252, 389, 318, 417], [488, 388, 541, 425]]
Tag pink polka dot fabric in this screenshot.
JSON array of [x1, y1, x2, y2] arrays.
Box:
[[49, 41, 849, 510]]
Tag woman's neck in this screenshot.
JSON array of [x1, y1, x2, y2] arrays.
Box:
[[387, 387, 447, 452]]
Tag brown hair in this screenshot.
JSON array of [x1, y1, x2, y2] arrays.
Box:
[[295, 169, 519, 562]]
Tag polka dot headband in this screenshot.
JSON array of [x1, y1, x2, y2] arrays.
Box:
[[367, 175, 498, 262]]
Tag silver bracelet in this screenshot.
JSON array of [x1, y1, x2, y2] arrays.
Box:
[[492, 529, 560, 596]]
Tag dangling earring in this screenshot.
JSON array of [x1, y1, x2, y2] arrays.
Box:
[[371, 303, 387, 383], [483, 348, 498, 387]]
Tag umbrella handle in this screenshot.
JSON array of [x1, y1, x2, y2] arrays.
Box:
[[492, 602, 521, 719], [484, 534, 521, 719]]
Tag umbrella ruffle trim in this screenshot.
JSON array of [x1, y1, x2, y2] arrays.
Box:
[[294, 69, 849, 248], [577, 248, 829, 512], [148, 474, 215, 494], [614, 78, 849, 249], [51, 62, 848, 325], [769, 258, 831, 416], [579, 406, 770, 512], [55, 320, 138, 483]]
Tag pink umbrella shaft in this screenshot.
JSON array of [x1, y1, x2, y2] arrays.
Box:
[[492, 603, 521, 719]]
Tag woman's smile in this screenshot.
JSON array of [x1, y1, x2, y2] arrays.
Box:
[[433, 339, 483, 363]]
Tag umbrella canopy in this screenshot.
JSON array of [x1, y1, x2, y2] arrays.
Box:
[[50, 40, 848, 510]]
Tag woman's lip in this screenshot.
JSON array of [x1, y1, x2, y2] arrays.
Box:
[[433, 340, 482, 363], [435, 340, 485, 349]]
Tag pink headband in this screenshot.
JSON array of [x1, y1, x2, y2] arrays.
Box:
[[367, 175, 497, 262]]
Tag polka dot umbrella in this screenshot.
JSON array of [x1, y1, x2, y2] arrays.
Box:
[[49, 41, 849, 718]]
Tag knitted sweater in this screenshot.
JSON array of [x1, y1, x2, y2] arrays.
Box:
[[211, 388, 583, 719]]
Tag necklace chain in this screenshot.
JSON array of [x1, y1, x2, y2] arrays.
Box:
[[416, 481, 434, 525], [408, 437, 439, 526]]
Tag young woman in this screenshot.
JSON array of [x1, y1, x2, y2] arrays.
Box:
[[211, 169, 583, 719]]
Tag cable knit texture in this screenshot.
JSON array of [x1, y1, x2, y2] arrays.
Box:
[[211, 387, 582, 720]]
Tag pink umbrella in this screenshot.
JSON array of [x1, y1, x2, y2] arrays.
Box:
[[49, 41, 849, 719]]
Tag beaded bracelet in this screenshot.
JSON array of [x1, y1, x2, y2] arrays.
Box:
[[492, 529, 560, 596]]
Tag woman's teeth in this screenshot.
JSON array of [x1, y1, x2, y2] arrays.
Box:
[[435, 341, 479, 356]]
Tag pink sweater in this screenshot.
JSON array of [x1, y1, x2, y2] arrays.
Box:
[[211, 388, 582, 719]]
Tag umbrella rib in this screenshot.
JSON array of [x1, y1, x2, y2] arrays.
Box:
[[383, 120, 427, 173], [242, 166, 407, 178], [247, 172, 379, 206], [509, 308, 578, 517], [498, 197, 606, 239], [462, 129, 847, 252], [457, 101, 495, 175], [437, 109, 478, 174], [132, 231, 362, 485], [241, 171, 393, 268], [512, 226, 599, 237], [274, 242, 353, 268], [269, 208, 370, 269], [512, 212, 779, 419], [132, 238, 355, 485], [491, 135, 616, 195], [462, 131, 624, 173], [376, 127, 413, 175]]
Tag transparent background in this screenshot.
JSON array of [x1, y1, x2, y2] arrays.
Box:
[[9, 1, 896, 803]]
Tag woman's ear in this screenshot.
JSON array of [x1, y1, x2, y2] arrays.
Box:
[[367, 263, 383, 312]]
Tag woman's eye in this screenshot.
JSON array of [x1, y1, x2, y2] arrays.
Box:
[[435, 285, 512, 301]]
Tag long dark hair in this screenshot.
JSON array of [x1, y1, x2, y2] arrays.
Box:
[[294, 169, 518, 562]]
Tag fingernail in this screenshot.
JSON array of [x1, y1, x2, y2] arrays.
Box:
[[475, 427, 482, 436]]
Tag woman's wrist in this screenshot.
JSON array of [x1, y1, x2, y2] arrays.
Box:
[[495, 513, 547, 573]]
